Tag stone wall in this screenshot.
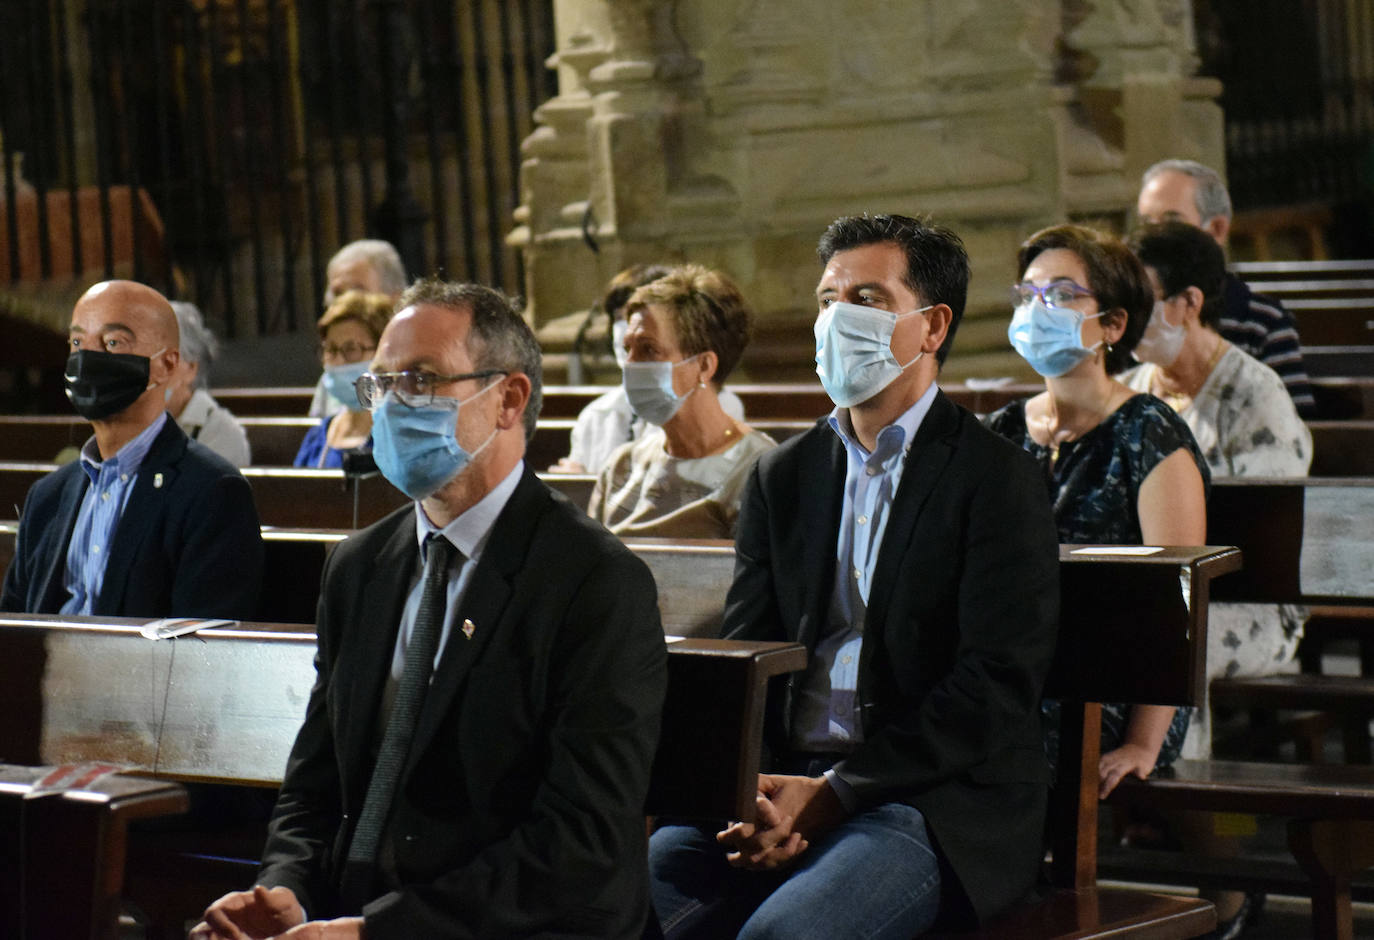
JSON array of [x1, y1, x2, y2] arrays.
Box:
[[515, 0, 1225, 381]]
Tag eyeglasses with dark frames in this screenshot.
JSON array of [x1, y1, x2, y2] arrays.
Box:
[[354, 369, 508, 409]]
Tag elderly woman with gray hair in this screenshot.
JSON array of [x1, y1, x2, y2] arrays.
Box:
[[167, 301, 252, 466]]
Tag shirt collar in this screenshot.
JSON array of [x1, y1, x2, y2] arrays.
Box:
[[79, 411, 169, 485], [413, 460, 525, 562], [827, 382, 938, 467]]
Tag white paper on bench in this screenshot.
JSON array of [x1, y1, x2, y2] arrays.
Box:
[[1070, 546, 1164, 556], [140, 617, 237, 640]]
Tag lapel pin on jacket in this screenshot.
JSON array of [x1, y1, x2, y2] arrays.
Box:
[[462, 618, 476, 640], [153, 472, 164, 489]]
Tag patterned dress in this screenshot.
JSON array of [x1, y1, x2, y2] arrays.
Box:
[[588, 427, 776, 539], [985, 393, 1210, 771], [1122, 345, 1313, 757]]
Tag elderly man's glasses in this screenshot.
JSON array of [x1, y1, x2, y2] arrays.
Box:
[[317, 341, 376, 362], [354, 369, 507, 409], [1010, 282, 1095, 308]]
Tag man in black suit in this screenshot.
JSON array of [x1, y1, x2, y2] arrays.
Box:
[[0, 280, 262, 620], [649, 215, 1060, 937], [194, 280, 667, 939]]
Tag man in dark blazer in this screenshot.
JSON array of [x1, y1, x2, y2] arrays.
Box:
[[649, 215, 1060, 937], [194, 280, 667, 939], [0, 280, 262, 620]]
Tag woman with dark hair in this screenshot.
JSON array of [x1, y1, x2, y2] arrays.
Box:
[[985, 223, 1208, 797], [1123, 221, 1311, 476], [588, 264, 774, 538]]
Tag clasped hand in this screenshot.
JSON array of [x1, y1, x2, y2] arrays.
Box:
[[715, 773, 845, 871], [189, 885, 364, 939]]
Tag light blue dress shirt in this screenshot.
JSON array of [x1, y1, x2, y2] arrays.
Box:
[[381, 461, 525, 720], [789, 385, 937, 804], [61, 413, 169, 615]]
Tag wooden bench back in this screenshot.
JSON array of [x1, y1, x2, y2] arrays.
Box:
[[0, 545, 1241, 940], [1208, 477, 1374, 607], [0, 463, 596, 528], [1230, 259, 1374, 347], [0, 614, 804, 823]]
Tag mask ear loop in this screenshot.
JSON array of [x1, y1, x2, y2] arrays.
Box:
[[458, 376, 507, 461], [146, 346, 169, 392], [893, 305, 935, 371]]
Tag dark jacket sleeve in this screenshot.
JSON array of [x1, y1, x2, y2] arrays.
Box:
[[720, 460, 785, 644]]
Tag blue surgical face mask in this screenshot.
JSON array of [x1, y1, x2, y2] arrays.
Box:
[[814, 301, 931, 408], [371, 380, 501, 500], [1007, 297, 1103, 378], [622, 355, 700, 426], [323, 359, 371, 411]]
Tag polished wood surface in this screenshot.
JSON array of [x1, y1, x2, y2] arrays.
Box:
[[0, 763, 187, 940]]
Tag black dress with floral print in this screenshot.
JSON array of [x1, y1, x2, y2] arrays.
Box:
[[985, 393, 1210, 772]]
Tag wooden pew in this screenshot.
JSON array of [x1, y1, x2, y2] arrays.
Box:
[[0, 528, 729, 631], [208, 387, 314, 417], [0, 764, 188, 940], [0, 546, 1238, 940], [945, 545, 1237, 939], [3, 410, 1368, 481], [1202, 477, 1374, 763], [1100, 478, 1374, 935], [1312, 376, 1374, 417], [0, 461, 598, 529], [1230, 259, 1374, 349], [0, 613, 804, 938], [1309, 420, 1374, 476]]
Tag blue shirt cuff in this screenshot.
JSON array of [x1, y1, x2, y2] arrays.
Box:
[[823, 767, 859, 814]]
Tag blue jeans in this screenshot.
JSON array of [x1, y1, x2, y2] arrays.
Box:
[[649, 802, 942, 940]]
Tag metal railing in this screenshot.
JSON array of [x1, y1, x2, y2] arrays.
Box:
[[0, 0, 556, 340]]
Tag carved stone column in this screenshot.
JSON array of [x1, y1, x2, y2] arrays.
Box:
[[517, 0, 1223, 380]]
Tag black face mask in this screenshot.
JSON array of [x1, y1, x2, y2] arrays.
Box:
[[64, 350, 152, 421]]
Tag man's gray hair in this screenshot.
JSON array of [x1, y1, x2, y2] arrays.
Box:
[[396, 278, 544, 440], [1141, 159, 1233, 224], [327, 239, 408, 296], [169, 301, 218, 389]]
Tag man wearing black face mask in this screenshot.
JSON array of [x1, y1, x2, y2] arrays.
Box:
[[0, 280, 264, 619]]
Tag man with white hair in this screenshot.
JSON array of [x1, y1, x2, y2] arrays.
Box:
[[167, 301, 252, 467], [324, 239, 409, 305], [311, 240, 410, 417], [1137, 159, 1317, 417]]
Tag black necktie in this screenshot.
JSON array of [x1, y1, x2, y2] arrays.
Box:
[[342, 534, 458, 901]]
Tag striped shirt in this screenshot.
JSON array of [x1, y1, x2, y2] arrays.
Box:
[[1219, 273, 1317, 418], [61, 413, 169, 614]]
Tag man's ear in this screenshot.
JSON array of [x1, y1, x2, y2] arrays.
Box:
[[152, 348, 181, 384], [1203, 214, 1230, 246], [496, 373, 532, 431], [923, 305, 953, 353]]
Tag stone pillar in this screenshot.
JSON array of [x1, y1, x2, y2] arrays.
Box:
[[516, 0, 1224, 380]]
